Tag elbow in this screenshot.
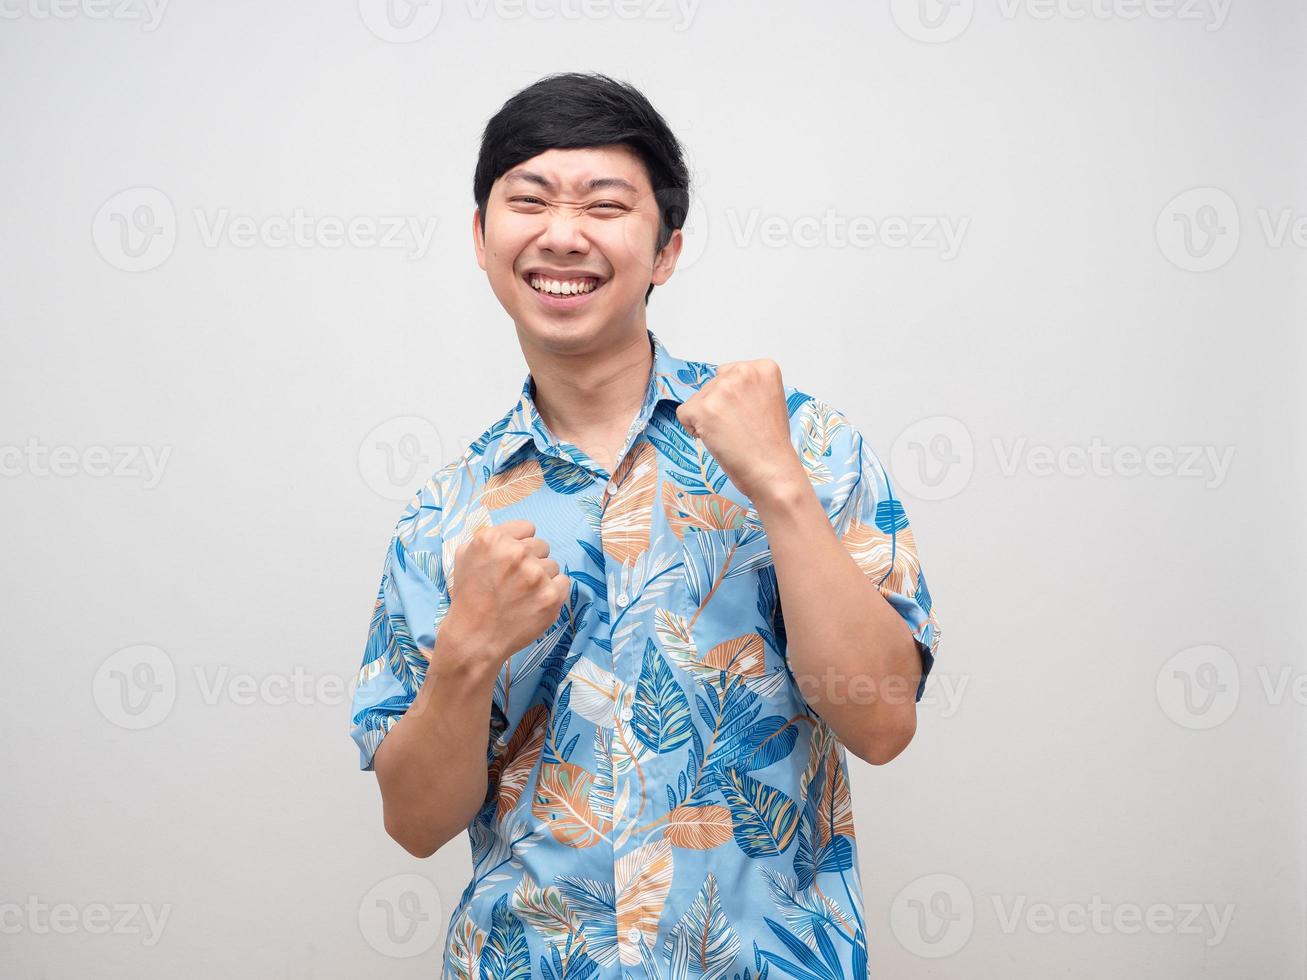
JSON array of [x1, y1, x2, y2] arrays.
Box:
[[846, 711, 917, 766], [397, 838, 438, 860], [383, 813, 456, 859], [383, 812, 434, 858], [382, 798, 471, 858], [380, 786, 484, 857], [855, 734, 911, 766]]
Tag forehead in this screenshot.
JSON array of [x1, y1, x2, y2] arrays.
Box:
[[497, 145, 652, 196]]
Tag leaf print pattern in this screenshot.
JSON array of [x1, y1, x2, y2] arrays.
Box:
[[533, 761, 612, 849], [662, 483, 748, 537], [615, 839, 674, 964], [349, 329, 942, 978], [664, 873, 739, 980], [483, 458, 546, 510], [491, 703, 548, 821], [480, 897, 531, 980], [715, 767, 801, 858], [601, 440, 657, 565], [664, 804, 733, 850], [631, 639, 692, 753]]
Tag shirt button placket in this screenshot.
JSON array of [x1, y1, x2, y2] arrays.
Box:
[[602, 464, 645, 978]]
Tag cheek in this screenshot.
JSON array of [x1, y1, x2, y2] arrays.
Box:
[[598, 229, 652, 278], [484, 218, 535, 266]]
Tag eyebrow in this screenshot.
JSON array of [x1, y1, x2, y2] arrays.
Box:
[[502, 170, 640, 196]]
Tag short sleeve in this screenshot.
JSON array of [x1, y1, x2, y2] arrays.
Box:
[[349, 490, 451, 771], [793, 395, 942, 703]]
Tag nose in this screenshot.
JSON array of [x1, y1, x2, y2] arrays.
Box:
[[534, 206, 590, 255]]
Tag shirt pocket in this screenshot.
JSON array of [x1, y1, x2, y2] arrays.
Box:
[[674, 524, 791, 702]]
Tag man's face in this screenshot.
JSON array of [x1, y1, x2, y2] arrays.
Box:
[[473, 145, 682, 348]]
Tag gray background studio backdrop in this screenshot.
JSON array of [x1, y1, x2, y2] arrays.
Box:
[[1, 2, 1303, 978]]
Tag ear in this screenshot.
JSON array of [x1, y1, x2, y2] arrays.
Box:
[[650, 227, 684, 286], [472, 208, 486, 271]]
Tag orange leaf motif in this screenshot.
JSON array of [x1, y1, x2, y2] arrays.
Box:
[[839, 517, 921, 595], [615, 839, 674, 964], [602, 441, 657, 565], [482, 458, 545, 510], [700, 633, 765, 679], [816, 747, 856, 846], [665, 804, 733, 849], [494, 703, 549, 821], [661, 483, 747, 540], [532, 760, 612, 848]]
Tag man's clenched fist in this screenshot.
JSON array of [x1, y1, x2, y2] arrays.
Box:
[[441, 519, 571, 665], [675, 358, 806, 502]]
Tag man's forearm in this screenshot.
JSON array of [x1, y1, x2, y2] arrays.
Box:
[[752, 472, 922, 764], [372, 617, 500, 857]]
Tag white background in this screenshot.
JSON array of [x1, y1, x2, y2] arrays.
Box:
[[1, 0, 1303, 976]]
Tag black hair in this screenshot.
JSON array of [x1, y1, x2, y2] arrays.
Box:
[[473, 72, 690, 303]]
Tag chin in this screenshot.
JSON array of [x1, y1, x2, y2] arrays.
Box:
[[517, 317, 607, 350]]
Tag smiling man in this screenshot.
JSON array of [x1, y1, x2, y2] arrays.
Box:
[[350, 72, 942, 980]]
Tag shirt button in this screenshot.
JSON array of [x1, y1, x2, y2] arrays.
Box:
[[626, 927, 642, 945], [616, 592, 629, 607], [619, 703, 633, 721], [607, 480, 620, 496]]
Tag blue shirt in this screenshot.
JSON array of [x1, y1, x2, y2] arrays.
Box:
[[350, 328, 942, 980]]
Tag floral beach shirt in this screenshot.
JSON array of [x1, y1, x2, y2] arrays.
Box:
[[350, 327, 942, 980]]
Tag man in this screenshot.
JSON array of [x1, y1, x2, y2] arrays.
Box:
[[350, 72, 942, 980]]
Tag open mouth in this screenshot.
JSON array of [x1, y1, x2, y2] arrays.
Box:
[[522, 272, 607, 308]]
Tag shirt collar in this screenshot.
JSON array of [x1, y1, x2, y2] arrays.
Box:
[[480, 328, 713, 477]]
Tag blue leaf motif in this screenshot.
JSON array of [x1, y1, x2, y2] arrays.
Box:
[[758, 917, 841, 980], [793, 831, 854, 892], [874, 498, 909, 535], [716, 768, 800, 857], [711, 715, 798, 773], [632, 639, 692, 753], [541, 455, 596, 495], [479, 895, 531, 980]]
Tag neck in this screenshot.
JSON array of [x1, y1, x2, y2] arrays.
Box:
[[516, 325, 654, 445]]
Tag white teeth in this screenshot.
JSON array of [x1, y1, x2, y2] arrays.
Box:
[[529, 276, 597, 296]]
